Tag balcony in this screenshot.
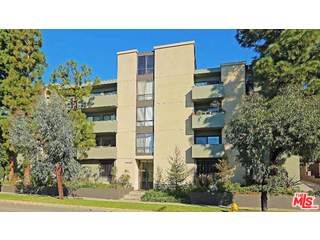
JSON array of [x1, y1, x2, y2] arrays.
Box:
[[192, 83, 224, 101], [192, 144, 225, 158], [85, 146, 117, 159], [93, 120, 117, 133], [82, 94, 117, 109], [192, 112, 224, 129]]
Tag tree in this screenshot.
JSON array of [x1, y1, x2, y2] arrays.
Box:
[[226, 86, 320, 211], [0, 144, 9, 191], [49, 60, 99, 158], [236, 30, 320, 97], [9, 93, 80, 199], [0, 29, 46, 184], [166, 147, 192, 190], [215, 159, 235, 185]]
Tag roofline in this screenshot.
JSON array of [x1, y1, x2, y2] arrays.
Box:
[[154, 41, 195, 50], [117, 49, 138, 55], [220, 61, 246, 66]]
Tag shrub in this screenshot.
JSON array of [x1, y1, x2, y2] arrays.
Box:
[[141, 189, 188, 203], [117, 169, 131, 188]]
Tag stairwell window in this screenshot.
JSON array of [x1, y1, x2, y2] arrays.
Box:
[[137, 107, 153, 127], [137, 81, 153, 100], [138, 55, 154, 75], [136, 133, 154, 154]]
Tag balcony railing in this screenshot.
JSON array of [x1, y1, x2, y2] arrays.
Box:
[[192, 83, 224, 101], [192, 111, 225, 129], [192, 144, 225, 158]]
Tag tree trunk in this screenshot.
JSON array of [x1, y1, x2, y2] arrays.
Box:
[[23, 164, 31, 187], [55, 163, 64, 200], [261, 191, 268, 211], [9, 159, 14, 183]]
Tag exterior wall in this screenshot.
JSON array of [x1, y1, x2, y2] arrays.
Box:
[[221, 63, 246, 183], [153, 42, 195, 182], [284, 155, 300, 181], [116, 50, 139, 189]]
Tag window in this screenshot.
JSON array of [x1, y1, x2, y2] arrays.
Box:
[[136, 133, 153, 154], [195, 136, 221, 144], [100, 161, 114, 181], [87, 113, 116, 122], [96, 135, 116, 147], [196, 160, 217, 176], [137, 107, 153, 127], [91, 89, 117, 96], [137, 81, 153, 100], [138, 55, 154, 75]]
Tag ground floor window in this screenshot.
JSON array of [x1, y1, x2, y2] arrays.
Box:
[[100, 160, 114, 181], [196, 159, 219, 176]]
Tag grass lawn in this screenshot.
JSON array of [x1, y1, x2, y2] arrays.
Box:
[[0, 192, 258, 212]]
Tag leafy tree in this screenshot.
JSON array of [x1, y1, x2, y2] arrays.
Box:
[[215, 159, 235, 185], [0, 144, 9, 191], [0, 29, 46, 183], [9, 93, 80, 199], [166, 147, 192, 190], [49, 60, 99, 158], [236, 30, 320, 97], [226, 86, 320, 211]]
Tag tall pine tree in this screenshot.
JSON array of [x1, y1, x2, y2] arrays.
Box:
[[0, 30, 46, 184]]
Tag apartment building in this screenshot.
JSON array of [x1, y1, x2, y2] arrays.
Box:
[[79, 41, 300, 190]]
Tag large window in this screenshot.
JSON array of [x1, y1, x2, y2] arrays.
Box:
[[196, 160, 217, 176], [100, 161, 114, 181], [137, 107, 153, 127], [91, 88, 117, 96], [96, 135, 116, 147], [195, 136, 221, 145], [136, 133, 153, 154], [137, 81, 153, 100], [87, 113, 116, 122], [138, 55, 154, 75]]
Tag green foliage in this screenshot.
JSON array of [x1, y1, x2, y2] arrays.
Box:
[[166, 147, 192, 190], [49, 59, 100, 109], [0, 144, 9, 183], [65, 180, 128, 191], [9, 93, 80, 187], [48, 60, 99, 158], [141, 190, 182, 203], [117, 170, 131, 188], [154, 166, 164, 189], [69, 110, 95, 159], [237, 30, 320, 97], [221, 181, 300, 195], [141, 188, 190, 203], [226, 85, 320, 195], [0, 30, 46, 150], [215, 159, 235, 184]]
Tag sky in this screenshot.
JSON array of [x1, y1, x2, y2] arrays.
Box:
[[41, 30, 256, 82]]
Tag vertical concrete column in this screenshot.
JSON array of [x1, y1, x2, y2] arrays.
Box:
[[221, 63, 246, 183], [153, 41, 195, 182], [116, 50, 139, 189]]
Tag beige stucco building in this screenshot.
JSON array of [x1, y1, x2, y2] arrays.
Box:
[[79, 41, 300, 190]]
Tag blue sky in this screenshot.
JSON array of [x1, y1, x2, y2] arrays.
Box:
[[41, 30, 256, 82]]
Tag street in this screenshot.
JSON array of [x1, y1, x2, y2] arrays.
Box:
[[0, 200, 111, 212]]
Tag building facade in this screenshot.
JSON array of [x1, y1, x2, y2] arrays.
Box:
[[79, 41, 300, 190]]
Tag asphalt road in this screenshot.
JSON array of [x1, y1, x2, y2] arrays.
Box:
[[0, 200, 110, 212]]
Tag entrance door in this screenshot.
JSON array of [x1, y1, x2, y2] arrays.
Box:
[[139, 161, 153, 190]]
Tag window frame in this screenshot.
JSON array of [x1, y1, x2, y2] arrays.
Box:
[[136, 106, 154, 127], [136, 133, 154, 155]]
